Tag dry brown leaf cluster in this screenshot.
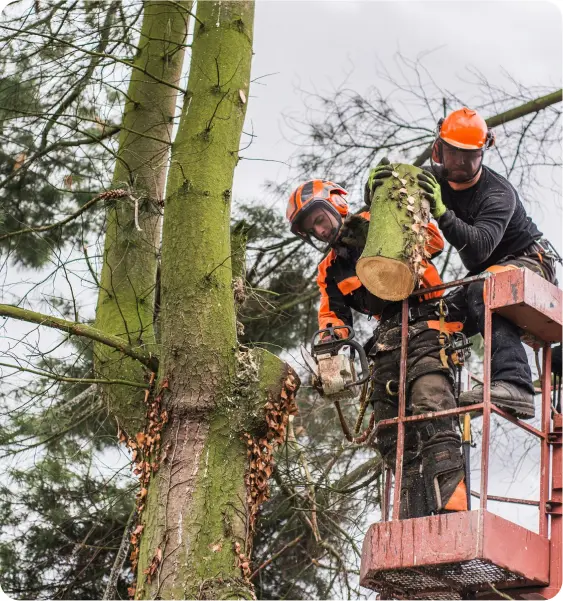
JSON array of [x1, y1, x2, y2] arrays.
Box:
[[116, 372, 169, 599], [143, 546, 163, 585], [394, 173, 432, 281], [242, 369, 299, 574], [12, 152, 26, 171], [63, 174, 73, 190], [234, 541, 252, 580]]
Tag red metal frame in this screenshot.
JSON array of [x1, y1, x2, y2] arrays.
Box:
[[371, 268, 562, 598]]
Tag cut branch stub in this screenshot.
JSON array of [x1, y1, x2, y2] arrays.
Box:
[[357, 163, 430, 300]]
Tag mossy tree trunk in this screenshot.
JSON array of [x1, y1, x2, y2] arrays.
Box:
[[94, 1, 192, 434], [357, 163, 431, 300], [131, 3, 298, 599]]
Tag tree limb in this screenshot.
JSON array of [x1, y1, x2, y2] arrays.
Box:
[[332, 456, 382, 491], [102, 507, 136, 600], [0, 23, 188, 95], [0, 304, 158, 370], [0, 361, 150, 388], [276, 289, 318, 313], [249, 534, 304, 580]]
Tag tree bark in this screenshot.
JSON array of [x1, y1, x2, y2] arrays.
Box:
[[94, 1, 192, 433], [357, 163, 430, 300], [132, 3, 274, 598]]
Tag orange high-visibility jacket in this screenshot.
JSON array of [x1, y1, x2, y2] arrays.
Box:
[[317, 212, 446, 332]]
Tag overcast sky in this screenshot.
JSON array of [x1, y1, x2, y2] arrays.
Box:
[[234, 0, 562, 248]]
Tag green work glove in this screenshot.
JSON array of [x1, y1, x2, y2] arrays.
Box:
[[364, 157, 394, 206], [417, 171, 447, 219]]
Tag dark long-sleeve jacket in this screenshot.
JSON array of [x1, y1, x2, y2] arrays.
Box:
[[438, 166, 542, 274], [317, 212, 445, 332]]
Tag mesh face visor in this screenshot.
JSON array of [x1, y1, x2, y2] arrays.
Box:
[[431, 138, 485, 184]]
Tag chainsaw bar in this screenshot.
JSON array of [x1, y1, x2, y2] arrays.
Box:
[[300, 344, 319, 378]]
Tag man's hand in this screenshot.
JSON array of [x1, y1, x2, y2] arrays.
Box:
[[339, 215, 369, 249], [417, 171, 447, 219], [364, 157, 394, 206], [321, 327, 348, 342]]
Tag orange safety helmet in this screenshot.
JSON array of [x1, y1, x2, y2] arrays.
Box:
[[431, 108, 495, 183], [286, 179, 349, 249]]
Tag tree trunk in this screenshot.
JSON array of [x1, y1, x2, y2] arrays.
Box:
[[131, 3, 299, 598], [94, 1, 191, 433], [357, 163, 430, 300]]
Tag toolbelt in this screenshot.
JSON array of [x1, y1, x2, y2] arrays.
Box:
[[378, 298, 462, 331], [365, 298, 470, 376], [477, 237, 560, 285], [519, 238, 560, 284]]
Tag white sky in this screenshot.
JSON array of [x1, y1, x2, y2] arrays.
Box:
[[234, 0, 563, 247]]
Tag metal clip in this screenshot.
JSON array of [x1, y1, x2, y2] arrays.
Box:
[[438, 298, 449, 318], [542, 238, 563, 265], [385, 380, 399, 397]]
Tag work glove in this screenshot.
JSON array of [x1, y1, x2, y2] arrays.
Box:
[[321, 326, 348, 341], [417, 171, 447, 219], [364, 157, 394, 206], [339, 214, 369, 249]]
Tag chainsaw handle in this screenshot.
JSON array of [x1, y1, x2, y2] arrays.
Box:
[[311, 325, 354, 349], [343, 339, 370, 388], [310, 326, 370, 389]]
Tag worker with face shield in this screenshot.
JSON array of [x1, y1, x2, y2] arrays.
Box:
[[417, 108, 557, 418]]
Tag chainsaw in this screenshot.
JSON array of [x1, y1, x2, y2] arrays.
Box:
[[300, 326, 370, 400]]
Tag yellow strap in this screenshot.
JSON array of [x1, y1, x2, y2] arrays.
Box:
[[438, 299, 449, 368], [462, 412, 471, 443]]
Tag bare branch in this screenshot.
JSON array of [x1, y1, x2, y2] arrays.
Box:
[[0, 304, 158, 370], [0, 189, 129, 242], [0, 361, 149, 388]]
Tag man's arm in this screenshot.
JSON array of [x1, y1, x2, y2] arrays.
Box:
[[438, 185, 516, 272], [317, 254, 353, 336]]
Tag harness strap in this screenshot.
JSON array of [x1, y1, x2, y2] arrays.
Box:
[[438, 299, 449, 369]]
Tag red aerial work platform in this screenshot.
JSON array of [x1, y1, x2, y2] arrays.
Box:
[[360, 268, 562, 600]]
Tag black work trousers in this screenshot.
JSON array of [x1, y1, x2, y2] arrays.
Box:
[[369, 319, 464, 518], [446, 253, 557, 394]]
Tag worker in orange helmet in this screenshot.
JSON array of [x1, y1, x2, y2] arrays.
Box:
[[411, 108, 557, 418], [287, 179, 469, 518]]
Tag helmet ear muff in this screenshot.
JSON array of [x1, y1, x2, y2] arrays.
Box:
[[485, 129, 495, 149], [431, 139, 442, 163], [436, 117, 445, 135]]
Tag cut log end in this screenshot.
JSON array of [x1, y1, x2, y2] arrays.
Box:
[[356, 256, 415, 301]]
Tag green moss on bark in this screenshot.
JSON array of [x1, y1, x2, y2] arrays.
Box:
[[135, 2, 258, 599], [158, 1, 255, 414], [94, 1, 192, 432]]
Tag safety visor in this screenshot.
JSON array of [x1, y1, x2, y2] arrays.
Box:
[[431, 138, 484, 184], [290, 199, 342, 252]]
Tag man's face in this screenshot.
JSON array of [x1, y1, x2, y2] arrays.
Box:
[[442, 144, 483, 183], [300, 206, 340, 242]]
